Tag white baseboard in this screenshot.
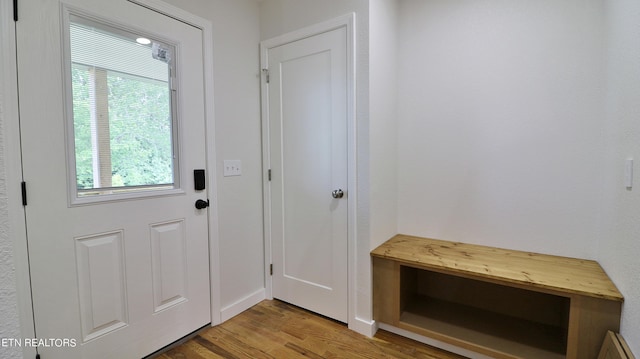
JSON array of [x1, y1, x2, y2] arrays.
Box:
[[219, 288, 266, 323], [377, 323, 492, 359], [349, 317, 378, 338]]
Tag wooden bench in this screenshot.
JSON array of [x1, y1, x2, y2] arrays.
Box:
[[598, 331, 636, 359], [372, 234, 624, 359]]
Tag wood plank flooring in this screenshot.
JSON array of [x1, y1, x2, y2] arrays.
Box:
[[153, 300, 466, 359]]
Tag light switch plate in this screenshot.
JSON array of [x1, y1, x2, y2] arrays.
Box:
[[223, 160, 242, 177]]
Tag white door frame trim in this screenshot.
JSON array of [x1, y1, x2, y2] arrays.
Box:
[[260, 12, 357, 329], [127, 0, 222, 326]]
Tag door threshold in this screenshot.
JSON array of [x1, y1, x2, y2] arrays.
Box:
[[143, 323, 211, 359]]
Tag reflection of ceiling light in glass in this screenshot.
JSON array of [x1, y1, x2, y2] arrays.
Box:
[[136, 37, 151, 45]]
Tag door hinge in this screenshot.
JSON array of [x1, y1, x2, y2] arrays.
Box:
[[21, 181, 27, 206], [262, 68, 269, 84], [268, 169, 271, 181], [270, 263, 273, 276], [13, 0, 18, 21]]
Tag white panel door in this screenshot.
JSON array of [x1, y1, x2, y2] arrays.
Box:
[[267, 27, 348, 322], [16, 1, 211, 358]]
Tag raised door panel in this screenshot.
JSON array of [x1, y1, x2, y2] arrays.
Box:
[[150, 220, 188, 312], [75, 231, 128, 342]]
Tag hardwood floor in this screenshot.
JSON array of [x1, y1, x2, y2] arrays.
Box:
[[153, 300, 466, 359]]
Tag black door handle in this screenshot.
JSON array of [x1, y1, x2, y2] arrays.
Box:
[[195, 199, 210, 209]]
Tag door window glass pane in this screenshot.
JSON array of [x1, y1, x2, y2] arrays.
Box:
[[69, 15, 177, 197]]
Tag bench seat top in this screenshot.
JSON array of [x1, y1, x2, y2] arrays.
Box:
[[371, 234, 624, 302]]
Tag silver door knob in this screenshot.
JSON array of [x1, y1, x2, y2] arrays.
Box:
[[332, 189, 344, 199]]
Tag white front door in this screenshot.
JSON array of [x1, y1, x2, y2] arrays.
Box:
[[17, 1, 211, 358], [264, 26, 349, 322]]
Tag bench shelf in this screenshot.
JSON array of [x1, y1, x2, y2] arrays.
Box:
[[372, 235, 624, 359]]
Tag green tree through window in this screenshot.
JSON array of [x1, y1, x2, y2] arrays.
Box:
[[72, 66, 174, 190], [69, 17, 176, 197]]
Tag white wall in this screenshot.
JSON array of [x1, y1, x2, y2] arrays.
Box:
[[369, 0, 399, 251], [0, 173, 20, 359], [396, 0, 640, 353], [161, 0, 265, 318], [396, 0, 607, 259], [600, 0, 640, 353], [0, 14, 22, 357], [0, 2, 33, 358], [259, 0, 373, 334]]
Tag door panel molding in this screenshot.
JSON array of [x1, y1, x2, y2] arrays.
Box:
[[75, 231, 128, 342], [260, 12, 356, 327], [150, 220, 188, 312]]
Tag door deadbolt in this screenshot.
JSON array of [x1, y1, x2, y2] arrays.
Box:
[[332, 189, 344, 199]]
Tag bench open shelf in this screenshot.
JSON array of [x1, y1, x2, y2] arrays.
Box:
[[372, 235, 624, 359]]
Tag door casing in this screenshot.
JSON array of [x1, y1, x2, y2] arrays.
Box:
[[260, 13, 357, 329], [3, 2, 222, 357]]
